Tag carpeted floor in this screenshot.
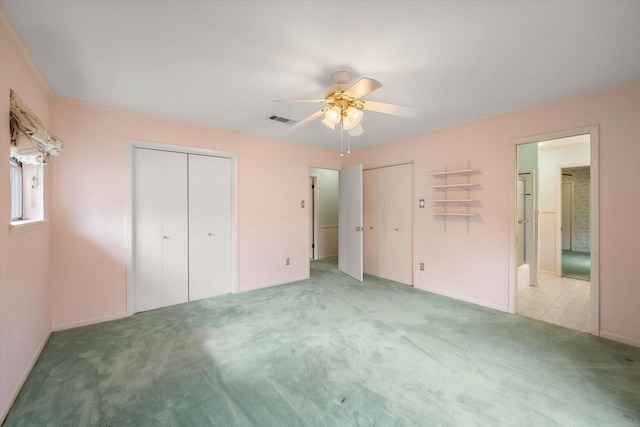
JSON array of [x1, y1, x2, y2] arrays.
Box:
[[4, 258, 640, 426], [562, 250, 591, 281]]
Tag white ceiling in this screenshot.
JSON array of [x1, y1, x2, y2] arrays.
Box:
[[1, 1, 639, 151]]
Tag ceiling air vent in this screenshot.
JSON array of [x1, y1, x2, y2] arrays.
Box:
[[268, 115, 296, 125]]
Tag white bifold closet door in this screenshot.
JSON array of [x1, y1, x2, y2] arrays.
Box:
[[133, 148, 232, 313], [134, 148, 189, 312], [363, 167, 384, 278], [188, 154, 232, 301], [363, 163, 413, 285], [383, 163, 413, 285]]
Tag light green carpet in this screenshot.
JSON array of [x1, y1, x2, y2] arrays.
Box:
[[562, 250, 591, 281], [4, 258, 640, 426]]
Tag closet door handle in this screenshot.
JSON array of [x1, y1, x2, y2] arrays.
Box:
[[208, 232, 214, 237], [163, 235, 169, 240]]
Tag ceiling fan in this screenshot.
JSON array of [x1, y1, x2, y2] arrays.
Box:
[[276, 71, 417, 137]]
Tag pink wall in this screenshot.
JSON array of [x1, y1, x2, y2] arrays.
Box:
[[347, 82, 640, 345], [2, 7, 639, 420], [49, 99, 342, 329], [0, 25, 53, 419]]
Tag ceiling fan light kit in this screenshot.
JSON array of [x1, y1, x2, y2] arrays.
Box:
[[277, 71, 417, 150], [324, 105, 342, 125]]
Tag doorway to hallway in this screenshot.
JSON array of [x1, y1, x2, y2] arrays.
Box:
[[514, 132, 596, 333], [561, 165, 591, 282], [308, 168, 339, 262]]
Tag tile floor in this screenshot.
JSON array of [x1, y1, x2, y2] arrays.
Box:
[[518, 273, 591, 333]]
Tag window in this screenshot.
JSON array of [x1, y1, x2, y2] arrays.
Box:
[[10, 158, 23, 221], [8, 89, 61, 229], [9, 158, 44, 227]]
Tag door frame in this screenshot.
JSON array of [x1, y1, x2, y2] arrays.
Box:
[[125, 139, 238, 316], [309, 176, 318, 260], [561, 179, 574, 252], [509, 126, 599, 336]]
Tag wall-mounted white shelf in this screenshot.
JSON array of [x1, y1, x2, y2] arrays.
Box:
[[428, 199, 475, 203], [428, 163, 480, 231], [429, 213, 478, 217], [430, 183, 476, 189], [428, 169, 475, 177]]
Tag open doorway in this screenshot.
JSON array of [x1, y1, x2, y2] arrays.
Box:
[[308, 168, 339, 264], [515, 132, 596, 334], [561, 166, 591, 281]]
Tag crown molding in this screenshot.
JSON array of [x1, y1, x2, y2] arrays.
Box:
[[0, 6, 53, 97]]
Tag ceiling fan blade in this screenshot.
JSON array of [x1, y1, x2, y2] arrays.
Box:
[[289, 108, 326, 131], [274, 99, 327, 103], [362, 100, 417, 118], [343, 77, 382, 99]]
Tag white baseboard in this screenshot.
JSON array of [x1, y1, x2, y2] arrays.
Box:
[[415, 285, 508, 313], [1, 330, 51, 423], [599, 331, 640, 348], [240, 275, 310, 293], [52, 312, 127, 332]]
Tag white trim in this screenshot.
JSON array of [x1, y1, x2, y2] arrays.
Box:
[[52, 312, 127, 332], [600, 331, 640, 349], [363, 158, 414, 171], [589, 129, 600, 337], [416, 285, 508, 313], [125, 139, 238, 316], [0, 8, 53, 96], [309, 175, 318, 260], [510, 125, 600, 337], [0, 331, 51, 423], [8, 219, 47, 235], [240, 275, 310, 292]]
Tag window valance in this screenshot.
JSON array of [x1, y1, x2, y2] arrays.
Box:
[[9, 89, 63, 165]]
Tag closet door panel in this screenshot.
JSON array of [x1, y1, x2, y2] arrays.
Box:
[[189, 155, 232, 300], [134, 149, 164, 312], [383, 163, 413, 284], [134, 149, 188, 311], [363, 168, 384, 277], [161, 152, 189, 306]]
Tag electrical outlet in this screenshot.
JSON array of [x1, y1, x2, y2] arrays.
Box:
[[286, 257, 290, 266], [420, 262, 425, 271]]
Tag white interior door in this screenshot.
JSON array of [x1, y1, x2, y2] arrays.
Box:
[[339, 164, 363, 281], [188, 154, 233, 300], [134, 148, 189, 312]]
